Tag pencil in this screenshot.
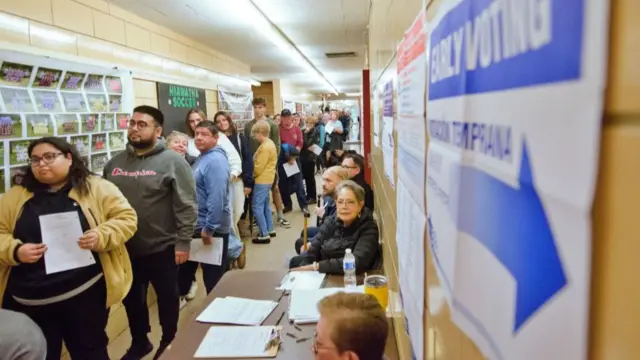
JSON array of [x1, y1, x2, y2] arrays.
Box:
[[275, 311, 286, 326]]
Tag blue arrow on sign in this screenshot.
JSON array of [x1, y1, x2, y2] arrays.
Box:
[[453, 141, 567, 332]]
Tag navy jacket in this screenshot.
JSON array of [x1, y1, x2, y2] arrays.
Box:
[[228, 132, 254, 188]]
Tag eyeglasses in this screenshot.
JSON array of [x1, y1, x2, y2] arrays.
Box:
[[29, 152, 63, 167], [336, 199, 358, 207], [342, 165, 358, 170], [128, 119, 151, 129]]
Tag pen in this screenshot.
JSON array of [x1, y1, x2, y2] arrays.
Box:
[[296, 337, 310, 343], [275, 311, 286, 326]]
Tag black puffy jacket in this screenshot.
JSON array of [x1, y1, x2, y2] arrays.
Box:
[[302, 208, 380, 274]]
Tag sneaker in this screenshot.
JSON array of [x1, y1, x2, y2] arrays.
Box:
[[185, 281, 197, 300], [152, 341, 171, 360], [179, 297, 187, 310], [278, 218, 291, 228], [269, 231, 277, 237], [252, 235, 271, 244], [121, 340, 153, 360]]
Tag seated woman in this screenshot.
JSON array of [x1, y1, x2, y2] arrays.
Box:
[[289, 180, 380, 274]]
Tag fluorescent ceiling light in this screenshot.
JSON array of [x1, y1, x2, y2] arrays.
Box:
[[345, 92, 361, 97], [246, 0, 339, 95]]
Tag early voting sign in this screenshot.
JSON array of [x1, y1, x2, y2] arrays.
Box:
[[425, 0, 609, 359]]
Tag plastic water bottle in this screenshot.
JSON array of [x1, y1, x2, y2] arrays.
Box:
[[343, 249, 357, 288]]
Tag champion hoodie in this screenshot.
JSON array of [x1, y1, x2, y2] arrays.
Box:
[[103, 140, 197, 258]]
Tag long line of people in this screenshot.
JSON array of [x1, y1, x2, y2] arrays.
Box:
[[0, 98, 377, 360]]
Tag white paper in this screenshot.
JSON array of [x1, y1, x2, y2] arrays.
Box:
[[381, 80, 396, 188], [425, 0, 608, 359], [189, 238, 223, 265], [289, 287, 362, 323], [197, 297, 278, 326], [194, 326, 274, 358], [276, 272, 326, 291], [397, 11, 427, 211], [39, 211, 95, 275], [396, 181, 425, 359], [282, 161, 300, 177], [324, 122, 335, 134], [309, 144, 323, 155]]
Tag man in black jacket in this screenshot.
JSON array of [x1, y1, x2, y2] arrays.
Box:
[[341, 153, 374, 210]]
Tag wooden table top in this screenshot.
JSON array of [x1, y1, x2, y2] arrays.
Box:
[[160, 270, 399, 360]]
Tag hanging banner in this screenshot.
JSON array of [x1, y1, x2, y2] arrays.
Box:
[[282, 99, 295, 112], [156, 82, 206, 135], [218, 87, 253, 132], [0, 50, 133, 191], [397, 9, 427, 211], [425, 0, 609, 359]]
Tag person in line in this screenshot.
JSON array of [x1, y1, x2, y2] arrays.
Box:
[[290, 180, 380, 274], [273, 113, 281, 126], [214, 111, 253, 268], [250, 121, 278, 244], [178, 121, 231, 295], [292, 112, 301, 128], [294, 166, 349, 254], [0, 309, 47, 360], [278, 109, 309, 214], [324, 111, 344, 165], [104, 106, 197, 360], [244, 98, 290, 228], [316, 113, 330, 175], [338, 108, 352, 142], [1, 137, 137, 360], [341, 153, 374, 210], [166, 131, 196, 165], [313, 292, 388, 360], [183, 108, 243, 289], [300, 116, 321, 204]]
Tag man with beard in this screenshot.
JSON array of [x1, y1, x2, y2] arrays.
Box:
[[294, 166, 349, 254], [103, 105, 197, 360], [341, 153, 374, 210]]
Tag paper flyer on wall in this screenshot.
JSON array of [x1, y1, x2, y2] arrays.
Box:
[[397, 9, 427, 211], [0, 50, 133, 192], [425, 0, 609, 359], [381, 80, 395, 188]]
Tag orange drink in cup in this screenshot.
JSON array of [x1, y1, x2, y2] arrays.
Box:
[[364, 275, 389, 311]]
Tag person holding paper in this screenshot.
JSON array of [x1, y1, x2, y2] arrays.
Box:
[[289, 180, 380, 274], [0, 137, 137, 360], [104, 106, 197, 360], [300, 116, 322, 203], [313, 292, 388, 360], [323, 111, 344, 165], [177, 120, 231, 296], [250, 121, 278, 244], [295, 166, 349, 254], [278, 109, 309, 215]]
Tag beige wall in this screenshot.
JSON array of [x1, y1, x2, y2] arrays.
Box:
[[370, 0, 640, 359]]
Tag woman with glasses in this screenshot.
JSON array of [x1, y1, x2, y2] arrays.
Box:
[[0, 137, 137, 360], [289, 180, 380, 274]]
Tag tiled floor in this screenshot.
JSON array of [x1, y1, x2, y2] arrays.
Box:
[[106, 176, 320, 360]]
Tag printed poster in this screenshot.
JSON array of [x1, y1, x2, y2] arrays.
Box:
[[1, 88, 34, 112], [70, 135, 90, 156], [425, 1, 610, 360], [91, 153, 109, 174], [86, 94, 108, 112], [32, 90, 63, 112], [55, 114, 79, 135], [61, 92, 87, 112], [105, 76, 122, 94], [0, 114, 22, 139], [381, 80, 395, 188], [26, 114, 54, 137], [60, 71, 85, 91], [101, 114, 115, 132], [91, 133, 107, 152], [80, 114, 99, 133], [9, 140, 30, 165], [116, 113, 130, 130], [32, 68, 62, 89], [108, 131, 125, 150], [83, 74, 104, 92], [0, 62, 33, 87]]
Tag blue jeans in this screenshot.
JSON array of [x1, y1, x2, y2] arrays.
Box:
[[252, 183, 274, 237]]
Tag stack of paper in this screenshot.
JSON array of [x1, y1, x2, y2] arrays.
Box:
[[288, 287, 362, 324], [197, 297, 279, 326], [194, 326, 277, 358], [276, 271, 326, 291]]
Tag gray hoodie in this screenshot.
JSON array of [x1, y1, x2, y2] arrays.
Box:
[[103, 140, 197, 258], [0, 309, 47, 360]]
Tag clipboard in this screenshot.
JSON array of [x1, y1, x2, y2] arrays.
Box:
[[194, 326, 283, 358]]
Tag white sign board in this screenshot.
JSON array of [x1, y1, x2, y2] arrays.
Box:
[[425, 0, 609, 359]]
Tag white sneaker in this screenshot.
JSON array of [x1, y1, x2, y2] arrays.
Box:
[[179, 297, 188, 310], [186, 281, 198, 300]]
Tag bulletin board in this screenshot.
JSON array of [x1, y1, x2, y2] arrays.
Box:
[[0, 50, 134, 193], [217, 87, 253, 132]]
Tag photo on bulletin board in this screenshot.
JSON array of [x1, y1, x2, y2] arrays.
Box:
[[83, 74, 104, 93], [9, 140, 30, 165], [26, 114, 54, 137], [116, 113, 130, 130], [0, 169, 5, 193], [105, 76, 122, 94], [91, 133, 107, 152], [86, 94, 108, 112], [101, 114, 114, 132], [60, 71, 85, 91], [0, 62, 33, 87], [55, 114, 79, 135], [0, 113, 23, 139], [108, 95, 122, 112], [32, 90, 62, 112], [70, 135, 89, 156], [81, 113, 99, 133], [91, 153, 108, 174], [0, 88, 34, 112], [108, 131, 125, 150], [61, 92, 87, 112], [9, 166, 27, 187], [32, 67, 62, 89]]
